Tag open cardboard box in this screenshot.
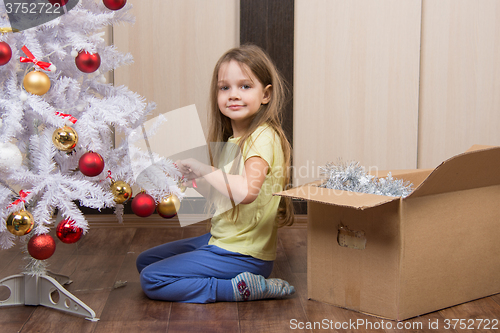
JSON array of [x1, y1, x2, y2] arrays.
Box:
[[276, 145, 500, 321]]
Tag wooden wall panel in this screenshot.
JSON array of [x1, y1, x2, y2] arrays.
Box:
[[294, 0, 422, 185], [240, 0, 294, 147], [418, 0, 500, 168], [111, 0, 500, 189], [113, 0, 239, 140]]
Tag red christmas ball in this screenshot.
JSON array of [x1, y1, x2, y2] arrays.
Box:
[[0, 41, 12, 66], [56, 218, 83, 244], [48, 0, 69, 5], [131, 192, 156, 217], [75, 51, 101, 73], [28, 234, 56, 260], [79, 151, 104, 177], [103, 0, 127, 10]]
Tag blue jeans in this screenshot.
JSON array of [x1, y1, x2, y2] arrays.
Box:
[[136, 233, 274, 303]]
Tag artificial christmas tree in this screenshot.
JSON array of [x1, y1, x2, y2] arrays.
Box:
[[0, 0, 183, 320]]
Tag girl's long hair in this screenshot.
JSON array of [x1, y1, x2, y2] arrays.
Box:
[[207, 44, 294, 227]]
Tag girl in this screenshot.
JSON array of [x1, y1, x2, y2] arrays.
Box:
[[136, 44, 295, 303]]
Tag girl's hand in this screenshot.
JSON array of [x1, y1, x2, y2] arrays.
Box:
[[176, 156, 269, 205], [175, 158, 211, 180]]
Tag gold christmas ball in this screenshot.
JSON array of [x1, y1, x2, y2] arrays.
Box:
[[177, 179, 187, 193], [157, 194, 181, 218], [111, 180, 133, 204], [6, 209, 34, 236], [23, 71, 51, 96], [52, 126, 78, 151]]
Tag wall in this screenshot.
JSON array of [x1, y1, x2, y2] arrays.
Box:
[[294, 0, 422, 185], [114, 0, 500, 186], [294, 0, 500, 185], [113, 0, 239, 144], [418, 0, 500, 168]]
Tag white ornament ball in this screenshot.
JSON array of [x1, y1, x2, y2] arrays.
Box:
[[76, 104, 85, 112], [0, 142, 23, 173], [98, 75, 106, 84], [20, 91, 28, 101], [71, 50, 78, 58], [49, 64, 57, 72]]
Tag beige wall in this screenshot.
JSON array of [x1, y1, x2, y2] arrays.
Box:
[[114, 0, 500, 186], [418, 0, 500, 168], [294, 0, 422, 185], [294, 0, 500, 184], [113, 0, 239, 139]]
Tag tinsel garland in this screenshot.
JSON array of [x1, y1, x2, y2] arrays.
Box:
[[319, 160, 413, 198]]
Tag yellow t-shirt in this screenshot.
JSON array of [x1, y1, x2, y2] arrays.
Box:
[[208, 124, 285, 261]]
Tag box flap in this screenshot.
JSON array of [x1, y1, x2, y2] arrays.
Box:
[[371, 169, 433, 188], [275, 183, 399, 210], [465, 144, 496, 152], [408, 145, 500, 198]]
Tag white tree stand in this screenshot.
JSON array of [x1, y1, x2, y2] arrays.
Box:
[[0, 271, 98, 321]]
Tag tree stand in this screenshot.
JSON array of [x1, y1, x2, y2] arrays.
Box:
[[0, 271, 98, 321]]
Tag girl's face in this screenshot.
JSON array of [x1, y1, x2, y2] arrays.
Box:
[[217, 60, 271, 136]]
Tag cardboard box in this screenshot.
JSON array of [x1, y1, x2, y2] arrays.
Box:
[[276, 145, 500, 321]]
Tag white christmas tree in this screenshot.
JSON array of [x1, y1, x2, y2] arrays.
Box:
[[0, 0, 183, 318]]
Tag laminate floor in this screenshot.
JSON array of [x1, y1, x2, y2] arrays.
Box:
[[0, 218, 499, 333]]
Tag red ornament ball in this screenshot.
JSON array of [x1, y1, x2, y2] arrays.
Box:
[[28, 234, 56, 260], [79, 151, 104, 177], [48, 0, 69, 5], [75, 51, 101, 73], [131, 192, 156, 217], [0, 41, 12, 66], [56, 218, 83, 244], [103, 0, 127, 10]]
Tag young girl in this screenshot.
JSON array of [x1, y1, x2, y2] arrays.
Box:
[[136, 44, 295, 303]]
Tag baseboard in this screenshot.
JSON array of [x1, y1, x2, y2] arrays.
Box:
[[86, 214, 308, 229], [79, 197, 308, 215], [81, 196, 308, 229]]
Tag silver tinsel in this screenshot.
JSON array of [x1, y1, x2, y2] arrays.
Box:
[[319, 160, 413, 198], [24, 257, 49, 276]]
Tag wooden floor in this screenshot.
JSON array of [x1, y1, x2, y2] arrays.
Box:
[[0, 216, 499, 333]]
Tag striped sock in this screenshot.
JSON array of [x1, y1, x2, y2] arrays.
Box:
[[231, 272, 295, 301]]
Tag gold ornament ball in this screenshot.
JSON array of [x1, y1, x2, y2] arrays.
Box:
[[52, 126, 78, 151], [111, 180, 133, 204], [177, 179, 187, 193], [157, 194, 181, 218], [23, 71, 51, 96], [6, 210, 34, 236]]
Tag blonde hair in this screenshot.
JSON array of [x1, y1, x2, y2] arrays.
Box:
[[207, 44, 294, 227]]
